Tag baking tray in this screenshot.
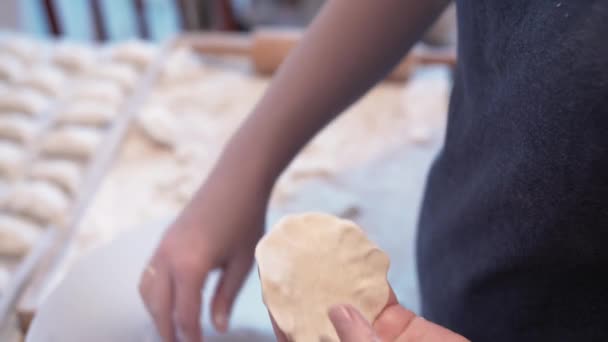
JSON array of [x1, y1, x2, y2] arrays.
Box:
[[0, 40, 173, 333]]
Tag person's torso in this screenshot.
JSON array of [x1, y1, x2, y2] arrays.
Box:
[[417, 1, 608, 340]]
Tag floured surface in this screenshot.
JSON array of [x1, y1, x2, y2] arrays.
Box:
[[256, 213, 390, 341], [27, 61, 451, 340]]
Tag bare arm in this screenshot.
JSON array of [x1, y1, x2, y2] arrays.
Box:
[[202, 0, 450, 197], [141, 2, 450, 341]]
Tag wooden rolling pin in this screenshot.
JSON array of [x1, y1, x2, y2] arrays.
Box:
[[179, 27, 457, 82]]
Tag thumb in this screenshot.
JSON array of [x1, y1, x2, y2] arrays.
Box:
[[329, 305, 380, 342]]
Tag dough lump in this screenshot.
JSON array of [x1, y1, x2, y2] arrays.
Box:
[[0, 115, 38, 143], [42, 126, 101, 159], [30, 159, 82, 195], [0, 214, 42, 256], [109, 40, 158, 69], [68, 80, 124, 105], [56, 100, 118, 127], [0, 141, 25, 179], [0, 88, 50, 116], [4, 181, 70, 225], [85, 62, 138, 91], [137, 106, 176, 147], [255, 212, 390, 342]]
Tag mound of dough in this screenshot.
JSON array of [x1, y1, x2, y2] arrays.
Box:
[[0, 214, 42, 256], [255, 212, 390, 342], [0, 88, 50, 116], [0, 142, 25, 179], [109, 40, 158, 69], [4, 181, 70, 225], [0, 114, 39, 143], [137, 106, 176, 147], [0, 52, 24, 82], [42, 126, 101, 159], [52, 42, 97, 72], [18, 64, 66, 96], [68, 80, 124, 105], [0, 267, 9, 294], [85, 62, 138, 91], [0, 88, 49, 115], [30, 159, 83, 195], [57, 100, 118, 127], [0, 36, 41, 63]]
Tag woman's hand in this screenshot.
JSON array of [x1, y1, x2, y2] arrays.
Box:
[[272, 289, 469, 342], [138, 178, 269, 342], [329, 291, 469, 342]]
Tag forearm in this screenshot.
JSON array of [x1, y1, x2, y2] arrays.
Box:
[[207, 0, 449, 195]]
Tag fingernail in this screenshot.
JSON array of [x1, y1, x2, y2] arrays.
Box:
[[175, 328, 186, 342], [215, 312, 228, 332], [329, 305, 353, 323]]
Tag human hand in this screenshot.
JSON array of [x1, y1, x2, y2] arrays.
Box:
[[271, 289, 468, 342], [328, 290, 469, 342], [138, 178, 269, 342]]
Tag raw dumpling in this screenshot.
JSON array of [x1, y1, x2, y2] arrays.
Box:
[[0, 114, 39, 143], [4, 181, 70, 225], [52, 42, 97, 72], [0, 36, 40, 63], [0, 88, 50, 116], [0, 214, 42, 257], [68, 79, 124, 105], [42, 126, 101, 159], [109, 40, 158, 69], [85, 62, 138, 91], [18, 65, 66, 96], [137, 106, 176, 147], [0, 142, 25, 179], [160, 46, 201, 84], [30, 159, 82, 195], [56, 100, 118, 127], [0, 53, 24, 82]]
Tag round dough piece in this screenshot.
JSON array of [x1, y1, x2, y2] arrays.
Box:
[[85, 62, 138, 91], [0, 141, 25, 179], [52, 42, 97, 72], [0, 214, 42, 257], [18, 64, 66, 96], [0, 88, 50, 116], [42, 126, 102, 160], [68, 79, 125, 105], [255, 212, 390, 342], [4, 181, 70, 225], [30, 159, 83, 195], [0, 114, 39, 143], [0, 52, 24, 82], [108, 39, 158, 69], [56, 100, 119, 127]]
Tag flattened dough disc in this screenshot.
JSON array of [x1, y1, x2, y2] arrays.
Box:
[[255, 212, 390, 341]]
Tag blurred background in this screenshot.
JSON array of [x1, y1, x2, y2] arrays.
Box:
[[0, 1, 457, 341], [3, 0, 456, 44]]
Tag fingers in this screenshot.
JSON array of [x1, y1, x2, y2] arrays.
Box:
[[173, 268, 206, 342], [139, 262, 176, 342], [211, 254, 253, 332], [329, 305, 379, 342], [396, 317, 470, 342], [373, 305, 416, 342], [269, 312, 289, 342]]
